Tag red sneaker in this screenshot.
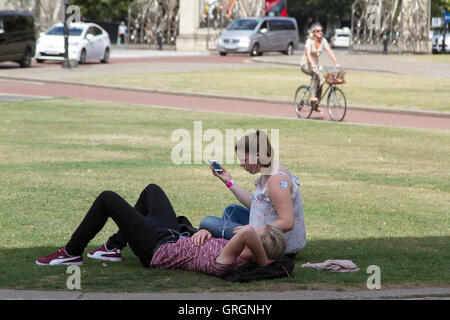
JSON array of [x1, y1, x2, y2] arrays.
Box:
[[87, 244, 122, 262], [36, 247, 83, 266]]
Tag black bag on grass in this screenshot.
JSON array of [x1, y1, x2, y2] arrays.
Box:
[[220, 255, 295, 282]]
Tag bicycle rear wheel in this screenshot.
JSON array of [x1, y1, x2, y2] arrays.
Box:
[[294, 85, 313, 119], [327, 87, 347, 121]]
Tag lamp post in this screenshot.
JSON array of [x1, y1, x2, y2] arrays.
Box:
[[62, 0, 71, 68], [442, 6, 449, 53]]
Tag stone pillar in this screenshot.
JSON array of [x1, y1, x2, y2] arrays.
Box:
[[176, 0, 208, 51]]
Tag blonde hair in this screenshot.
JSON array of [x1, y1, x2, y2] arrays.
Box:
[[308, 22, 323, 40], [260, 225, 287, 260]]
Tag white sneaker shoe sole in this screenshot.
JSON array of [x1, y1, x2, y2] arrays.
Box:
[[87, 252, 122, 262], [36, 258, 83, 266]]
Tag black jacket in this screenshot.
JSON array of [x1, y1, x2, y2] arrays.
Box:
[[220, 255, 295, 282]]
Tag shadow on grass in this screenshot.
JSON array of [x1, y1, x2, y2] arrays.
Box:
[[0, 236, 448, 293]]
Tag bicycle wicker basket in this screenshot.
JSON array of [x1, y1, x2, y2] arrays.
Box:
[[325, 71, 346, 84]]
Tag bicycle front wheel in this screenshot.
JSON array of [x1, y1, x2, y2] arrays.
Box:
[[327, 87, 347, 121], [294, 85, 313, 119]]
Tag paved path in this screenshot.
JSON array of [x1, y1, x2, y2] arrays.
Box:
[[254, 49, 450, 78], [0, 53, 256, 80], [1, 287, 449, 300], [1, 77, 448, 130]]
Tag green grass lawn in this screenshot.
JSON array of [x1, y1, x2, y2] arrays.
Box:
[[0, 98, 449, 292], [73, 67, 450, 113], [396, 54, 450, 64]]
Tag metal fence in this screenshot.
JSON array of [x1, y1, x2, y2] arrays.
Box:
[[351, 0, 430, 54]]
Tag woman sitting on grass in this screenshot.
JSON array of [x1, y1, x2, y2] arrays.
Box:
[[36, 184, 287, 277], [199, 130, 306, 259]]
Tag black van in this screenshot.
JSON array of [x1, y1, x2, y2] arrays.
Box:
[[0, 11, 36, 67]]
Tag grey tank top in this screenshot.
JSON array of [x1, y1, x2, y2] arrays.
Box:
[[249, 171, 306, 254]]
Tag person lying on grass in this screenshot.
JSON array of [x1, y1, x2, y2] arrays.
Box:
[[36, 184, 287, 276]]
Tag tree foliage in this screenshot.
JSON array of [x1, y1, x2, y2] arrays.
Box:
[[287, 0, 354, 20], [68, 0, 450, 24], [431, 0, 450, 16], [289, 0, 449, 20], [69, 0, 132, 22]]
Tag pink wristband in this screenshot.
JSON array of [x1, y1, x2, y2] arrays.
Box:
[[226, 180, 235, 188]]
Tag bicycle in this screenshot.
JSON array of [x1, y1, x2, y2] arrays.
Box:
[[294, 66, 347, 122]]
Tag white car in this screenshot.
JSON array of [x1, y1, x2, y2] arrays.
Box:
[[331, 28, 350, 48], [432, 33, 450, 54], [35, 22, 111, 64]]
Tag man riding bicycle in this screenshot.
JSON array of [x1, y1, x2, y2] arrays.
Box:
[[300, 23, 340, 113]]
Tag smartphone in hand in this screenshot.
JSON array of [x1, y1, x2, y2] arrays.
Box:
[[209, 159, 223, 173]]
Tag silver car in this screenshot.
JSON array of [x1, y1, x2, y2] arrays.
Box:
[[217, 17, 299, 56]]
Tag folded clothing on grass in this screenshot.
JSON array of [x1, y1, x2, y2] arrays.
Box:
[[301, 259, 359, 272]]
